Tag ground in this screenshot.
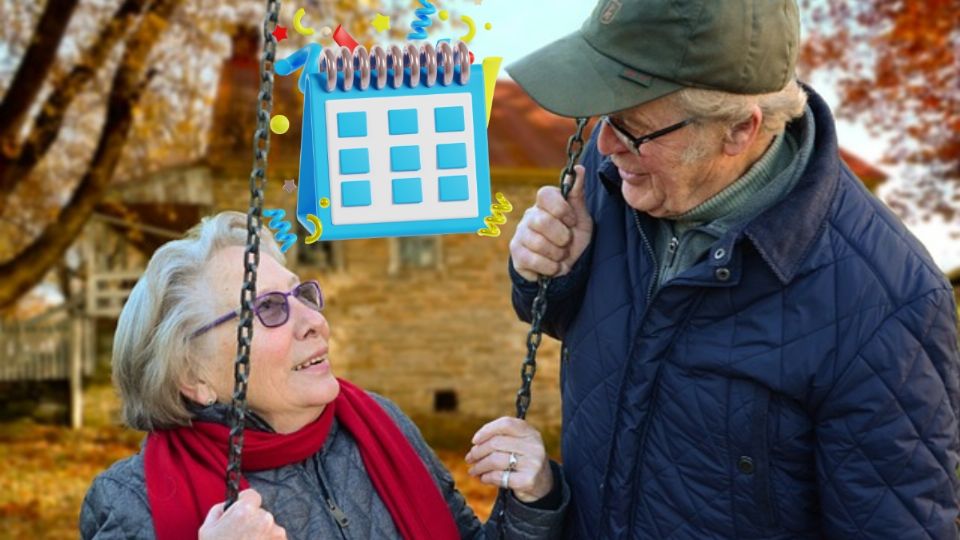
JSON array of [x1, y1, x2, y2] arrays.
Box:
[[0, 384, 498, 539]]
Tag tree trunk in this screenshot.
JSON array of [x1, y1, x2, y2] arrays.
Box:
[[0, 0, 80, 157], [0, 0, 149, 216], [0, 0, 182, 311]]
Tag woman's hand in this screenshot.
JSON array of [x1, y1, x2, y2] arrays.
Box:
[[465, 417, 553, 503], [199, 489, 287, 540]]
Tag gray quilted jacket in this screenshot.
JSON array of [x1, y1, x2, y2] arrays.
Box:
[[80, 393, 568, 539]]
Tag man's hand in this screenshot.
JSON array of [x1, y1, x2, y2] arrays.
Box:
[[509, 165, 593, 282], [199, 489, 287, 540]]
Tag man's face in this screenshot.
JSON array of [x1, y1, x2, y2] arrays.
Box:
[[597, 95, 723, 218]]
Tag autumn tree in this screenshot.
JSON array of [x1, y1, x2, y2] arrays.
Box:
[[0, 0, 409, 313], [799, 0, 960, 221]]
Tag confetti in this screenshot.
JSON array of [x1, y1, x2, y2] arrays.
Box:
[[477, 192, 514, 237], [270, 114, 290, 134], [408, 0, 437, 40], [332, 24, 359, 52], [283, 179, 297, 193], [263, 209, 297, 252], [272, 25, 288, 42], [459, 15, 477, 43], [372, 13, 391, 33], [293, 7, 315, 36], [304, 214, 323, 244]]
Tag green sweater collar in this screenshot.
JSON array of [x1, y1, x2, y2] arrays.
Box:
[[674, 132, 795, 235]]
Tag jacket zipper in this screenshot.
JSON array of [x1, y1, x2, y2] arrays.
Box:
[[633, 210, 659, 305], [314, 461, 351, 535], [601, 210, 663, 537], [326, 497, 350, 528]]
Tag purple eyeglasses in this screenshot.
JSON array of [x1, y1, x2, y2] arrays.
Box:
[[191, 280, 324, 338]]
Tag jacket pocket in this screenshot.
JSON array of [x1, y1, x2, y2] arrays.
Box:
[[729, 380, 779, 532]]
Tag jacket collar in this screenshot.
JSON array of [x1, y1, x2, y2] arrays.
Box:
[[597, 84, 840, 285]]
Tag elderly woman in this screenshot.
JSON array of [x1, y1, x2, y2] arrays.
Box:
[[80, 211, 567, 539]]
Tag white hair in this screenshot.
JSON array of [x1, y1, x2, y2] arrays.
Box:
[[112, 211, 285, 431], [673, 79, 808, 137]]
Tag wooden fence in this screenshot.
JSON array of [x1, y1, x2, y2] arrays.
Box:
[[0, 301, 95, 428]]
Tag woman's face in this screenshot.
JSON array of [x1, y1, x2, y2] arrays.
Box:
[[199, 245, 339, 433]]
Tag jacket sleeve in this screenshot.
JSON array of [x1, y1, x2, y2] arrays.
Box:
[[814, 288, 960, 538], [371, 394, 569, 539], [509, 243, 593, 341], [80, 473, 155, 540]]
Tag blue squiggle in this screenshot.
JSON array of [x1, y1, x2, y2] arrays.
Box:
[[407, 0, 437, 40], [263, 209, 297, 253], [275, 43, 323, 93]]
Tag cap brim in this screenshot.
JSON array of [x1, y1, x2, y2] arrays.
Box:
[[506, 32, 683, 118]]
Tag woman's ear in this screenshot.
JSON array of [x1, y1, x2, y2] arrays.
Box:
[[178, 370, 218, 406]]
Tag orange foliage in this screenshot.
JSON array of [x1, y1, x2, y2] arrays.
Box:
[[799, 0, 960, 220]]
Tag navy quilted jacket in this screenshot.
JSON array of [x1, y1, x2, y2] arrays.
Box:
[[510, 87, 960, 539]]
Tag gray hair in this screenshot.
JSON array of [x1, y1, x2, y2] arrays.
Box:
[[112, 211, 285, 431], [673, 79, 808, 137]]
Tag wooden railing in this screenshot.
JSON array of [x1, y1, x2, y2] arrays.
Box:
[[86, 270, 142, 318], [0, 301, 95, 428]]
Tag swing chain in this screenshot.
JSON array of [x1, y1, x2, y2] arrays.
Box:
[[514, 116, 588, 421], [225, 0, 281, 509], [496, 117, 589, 539]]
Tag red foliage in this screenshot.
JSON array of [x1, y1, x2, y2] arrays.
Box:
[[799, 0, 960, 220]]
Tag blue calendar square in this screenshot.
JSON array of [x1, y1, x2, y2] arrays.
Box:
[[337, 112, 367, 137], [436, 143, 467, 169], [439, 175, 469, 202], [342, 180, 372, 207], [390, 145, 421, 172], [339, 148, 369, 174], [388, 109, 419, 135], [286, 49, 491, 240], [434, 106, 465, 132], [392, 178, 423, 204]]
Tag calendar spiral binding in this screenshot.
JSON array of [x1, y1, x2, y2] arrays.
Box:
[[276, 41, 471, 94]]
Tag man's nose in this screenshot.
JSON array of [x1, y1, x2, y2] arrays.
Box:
[[597, 120, 626, 156]]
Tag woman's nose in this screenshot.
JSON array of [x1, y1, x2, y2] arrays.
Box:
[[291, 299, 329, 339]]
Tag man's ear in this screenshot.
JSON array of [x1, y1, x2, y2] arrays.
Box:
[[723, 105, 763, 156]]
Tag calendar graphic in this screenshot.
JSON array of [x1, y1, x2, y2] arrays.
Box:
[[277, 43, 491, 241]]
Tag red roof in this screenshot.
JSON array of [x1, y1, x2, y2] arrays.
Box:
[[488, 81, 887, 189]]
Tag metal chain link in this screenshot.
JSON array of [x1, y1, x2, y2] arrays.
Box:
[[225, 0, 281, 509], [496, 117, 589, 537]]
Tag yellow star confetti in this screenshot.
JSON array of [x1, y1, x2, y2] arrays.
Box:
[[372, 13, 391, 32]]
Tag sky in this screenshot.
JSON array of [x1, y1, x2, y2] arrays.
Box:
[[450, 0, 958, 272]]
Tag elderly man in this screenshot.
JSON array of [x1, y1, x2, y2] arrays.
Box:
[[507, 0, 960, 537]]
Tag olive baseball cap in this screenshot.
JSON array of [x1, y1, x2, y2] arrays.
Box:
[[506, 0, 800, 118]]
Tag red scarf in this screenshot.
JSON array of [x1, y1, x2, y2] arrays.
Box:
[[144, 379, 459, 540]]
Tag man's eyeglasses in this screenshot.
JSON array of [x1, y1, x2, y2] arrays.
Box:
[[601, 115, 695, 156], [191, 280, 324, 338]]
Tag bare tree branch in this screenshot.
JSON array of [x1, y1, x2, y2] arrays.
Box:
[[0, 0, 80, 157], [0, 0, 150, 210], [0, 0, 182, 310]]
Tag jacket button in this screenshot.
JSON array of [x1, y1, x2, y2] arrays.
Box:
[[715, 267, 731, 281], [737, 456, 755, 474]]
